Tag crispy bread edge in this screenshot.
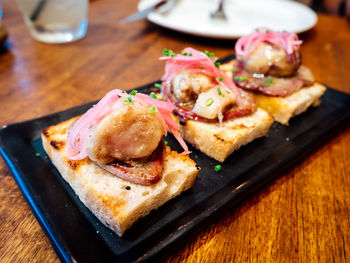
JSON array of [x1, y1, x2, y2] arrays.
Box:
[[41, 118, 199, 236], [178, 108, 274, 162], [254, 83, 326, 125]]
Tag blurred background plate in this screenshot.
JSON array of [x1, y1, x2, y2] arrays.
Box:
[[138, 0, 317, 39]]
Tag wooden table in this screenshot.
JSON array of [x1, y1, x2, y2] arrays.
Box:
[[0, 0, 349, 262]]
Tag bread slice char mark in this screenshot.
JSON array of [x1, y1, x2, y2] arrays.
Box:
[[176, 108, 273, 162], [220, 61, 327, 125], [42, 117, 199, 237]]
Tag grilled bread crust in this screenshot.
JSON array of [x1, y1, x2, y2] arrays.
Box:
[[178, 108, 274, 162], [220, 61, 327, 125], [253, 83, 326, 125], [42, 117, 199, 236]]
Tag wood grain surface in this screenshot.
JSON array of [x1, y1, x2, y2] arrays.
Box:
[[0, 0, 349, 262]]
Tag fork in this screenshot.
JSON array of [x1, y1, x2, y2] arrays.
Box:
[[211, 0, 227, 20]]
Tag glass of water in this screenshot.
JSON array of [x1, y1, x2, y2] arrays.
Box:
[[16, 0, 88, 44]]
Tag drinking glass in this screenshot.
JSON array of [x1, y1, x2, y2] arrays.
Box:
[[16, 0, 88, 43], [0, 0, 8, 47]]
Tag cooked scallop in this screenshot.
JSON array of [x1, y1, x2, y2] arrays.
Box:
[[86, 102, 163, 163], [239, 42, 301, 77], [171, 71, 213, 103], [192, 86, 236, 119]]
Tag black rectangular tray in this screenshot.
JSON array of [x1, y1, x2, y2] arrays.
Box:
[[1, 71, 349, 262]]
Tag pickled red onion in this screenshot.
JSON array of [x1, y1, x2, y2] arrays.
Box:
[[235, 29, 302, 57], [160, 47, 256, 121], [66, 89, 190, 160]]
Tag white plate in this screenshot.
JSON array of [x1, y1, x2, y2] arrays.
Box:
[[138, 0, 317, 39]]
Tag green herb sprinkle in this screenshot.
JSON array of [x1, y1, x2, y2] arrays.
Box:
[[121, 97, 133, 105], [264, 77, 273, 86], [214, 62, 221, 68], [214, 164, 222, 172], [204, 50, 215, 58], [234, 76, 247, 82], [148, 105, 157, 115], [150, 92, 157, 99], [163, 48, 176, 57], [206, 98, 214, 107], [217, 87, 224, 97], [154, 83, 162, 88]]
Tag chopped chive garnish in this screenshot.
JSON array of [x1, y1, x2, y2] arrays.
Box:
[[181, 51, 188, 56], [163, 48, 176, 57], [217, 87, 224, 97], [204, 50, 215, 58], [214, 164, 222, 172], [122, 90, 126, 93], [154, 83, 162, 88], [214, 62, 221, 68], [35, 153, 41, 157], [150, 92, 157, 99], [189, 53, 192, 56], [264, 77, 273, 85], [226, 90, 231, 94], [218, 77, 223, 82], [234, 76, 247, 82], [164, 140, 168, 146], [148, 105, 157, 115], [198, 65, 204, 69], [130, 90, 138, 95], [121, 97, 133, 105], [206, 98, 214, 107]]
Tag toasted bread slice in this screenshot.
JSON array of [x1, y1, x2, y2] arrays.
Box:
[[220, 61, 327, 125], [42, 117, 199, 237], [178, 108, 274, 162], [253, 83, 326, 125]]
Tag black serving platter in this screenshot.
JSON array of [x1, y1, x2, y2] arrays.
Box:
[[1, 58, 350, 262]]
